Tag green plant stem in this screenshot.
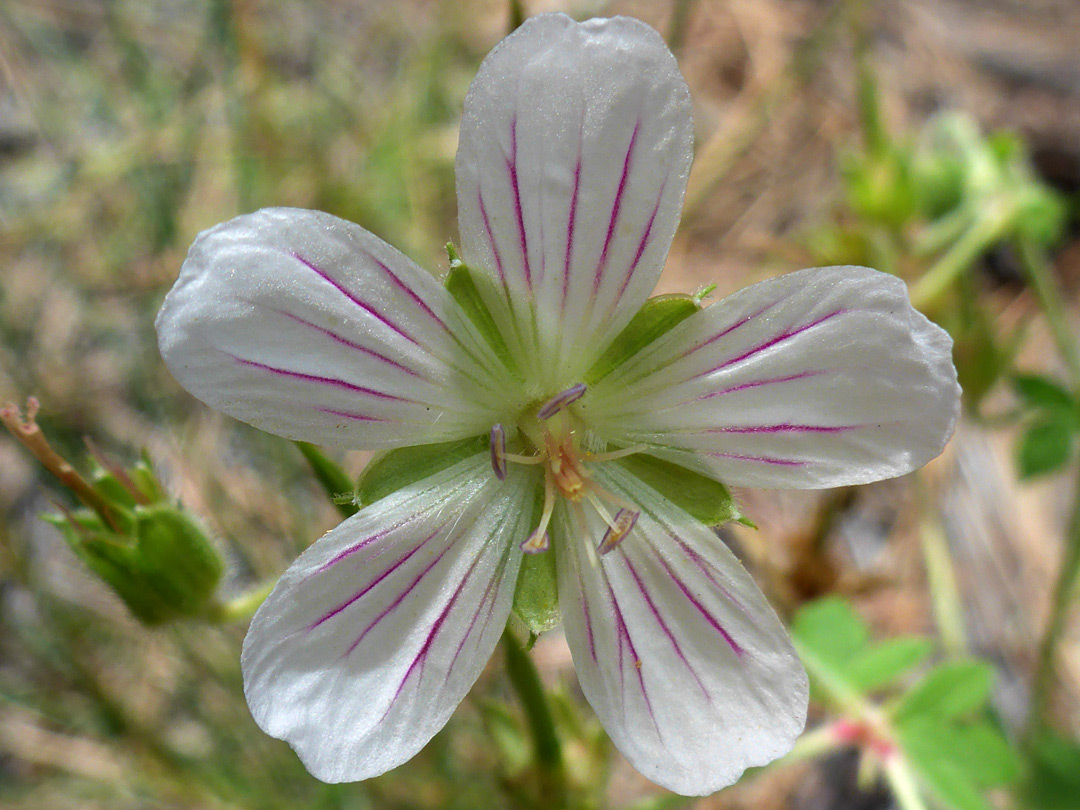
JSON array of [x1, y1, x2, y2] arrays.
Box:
[[207, 578, 276, 623], [912, 206, 976, 258], [1017, 236, 1080, 743], [667, 0, 696, 55], [768, 722, 843, 769], [295, 441, 358, 518], [507, 0, 526, 34], [1016, 237, 1080, 389], [1027, 463, 1080, 742], [915, 475, 968, 655], [501, 629, 566, 806], [883, 754, 931, 810], [909, 200, 1016, 311]]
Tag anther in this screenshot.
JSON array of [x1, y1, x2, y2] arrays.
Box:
[[597, 509, 640, 555], [520, 529, 550, 554], [489, 424, 507, 480], [536, 383, 587, 420]]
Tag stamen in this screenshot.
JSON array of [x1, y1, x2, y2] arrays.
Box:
[[521, 471, 556, 554], [584, 490, 617, 528], [586, 444, 649, 462], [489, 424, 507, 480], [597, 508, 640, 555], [582, 478, 637, 512], [502, 452, 544, 464], [536, 383, 587, 420]]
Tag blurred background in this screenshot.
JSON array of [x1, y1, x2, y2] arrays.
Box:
[[2, 0, 1079, 807]]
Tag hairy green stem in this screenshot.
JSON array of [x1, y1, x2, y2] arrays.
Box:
[[501, 629, 566, 805], [909, 200, 1016, 311], [884, 755, 931, 810], [1016, 237, 1080, 389], [207, 578, 276, 623], [1017, 237, 1080, 742], [912, 206, 976, 258], [915, 476, 968, 655], [667, 0, 696, 55], [1028, 464, 1080, 742]]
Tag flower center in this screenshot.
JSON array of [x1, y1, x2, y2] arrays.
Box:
[[489, 384, 645, 556]]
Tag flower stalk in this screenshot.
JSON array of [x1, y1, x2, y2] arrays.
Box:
[[501, 629, 567, 806], [1016, 236, 1080, 742], [908, 198, 1016, 311]]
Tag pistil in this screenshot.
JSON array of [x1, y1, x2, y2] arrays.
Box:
[[487, 381, 646, 556]]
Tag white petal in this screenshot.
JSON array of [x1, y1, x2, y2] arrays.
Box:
[[589, 266, 961, 488], [556, 463, 808, 795], [242, 454, 534, 783], [157, 208, 515, 449], [455, 14, 693, 387]]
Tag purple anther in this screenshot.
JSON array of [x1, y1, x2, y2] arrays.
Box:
[[598, 509, 640, 555], [537, 383, 587, 420], [520, 529, 550, 554], [489, 424, 507, 481]]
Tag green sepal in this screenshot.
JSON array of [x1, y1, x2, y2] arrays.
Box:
[[512, 548, 561, 635], [355, 434, 489, 509], [616, 452, 740, 526], [443, 260, 518, 376], [131, 453, 167, 502], [511, 481, 560, 635], [46, 504, 223, 625], [90, 467, 139, 512], [296, 441, 359, 517], [131, 505, 223, 620], [585, 294, 701, 385]]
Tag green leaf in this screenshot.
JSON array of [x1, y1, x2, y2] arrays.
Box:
[[444, 262, 518, 376], [1013, 374, 1076, 416], [847, 636, 933, 692], [1017, 418, 1074, 479], [791, 597, 869, 670], [894, 660, 993, 722], [356, 435, 489, 508], [615, 453, 740, 526], [585, 294, 701, 385], [1022, 729, 1080, 810], [946, 720, 1022, 788]]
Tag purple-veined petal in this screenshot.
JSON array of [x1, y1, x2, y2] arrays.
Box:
[[157, 208, 518, 449], [556, 462, 808, 795], [588, 266, 961, 489], [455, 14, 693, 387], [242, 454, 536, 783]]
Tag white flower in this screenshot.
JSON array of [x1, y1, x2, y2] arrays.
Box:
[[156, 14, 959, 796]]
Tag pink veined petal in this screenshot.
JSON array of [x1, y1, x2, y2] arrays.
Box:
[[588, 266, 961, 489], [556, 463, 808, 796], [241, 454, 536, 783], [157, 208, 517, 449], [455, 14, 693, 388]]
